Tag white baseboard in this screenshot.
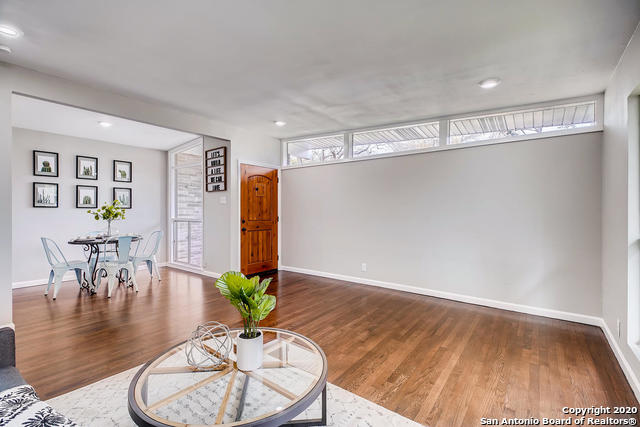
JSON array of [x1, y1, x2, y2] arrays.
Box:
[[0, 323, 15, 330], [164, 262, 221, 279], [12, 277, 58, 289], [280, 265, 602, 326], [12, 262, 170, 289], [600, 319, 640, 401]]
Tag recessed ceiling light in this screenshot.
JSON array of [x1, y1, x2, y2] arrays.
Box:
[[0, 24, 22, 38], [98, 121, 112, 128], [274, 121, 287, 127], [0, 45, 11, 54], [478, 77, 501, 89]]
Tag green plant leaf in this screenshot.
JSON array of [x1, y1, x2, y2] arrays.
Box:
[[215, 271, 246, 299], [242, 287, 258, 311], [231, 300, 249, 318], [255, 294, 276, 321], [215, 271, 276, 328], [255, 277, 272, 297]]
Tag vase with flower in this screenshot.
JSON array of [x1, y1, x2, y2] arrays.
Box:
[[87, 200, 126, 236]]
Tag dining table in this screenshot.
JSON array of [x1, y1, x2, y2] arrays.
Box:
[[68, 234, 142, 292]]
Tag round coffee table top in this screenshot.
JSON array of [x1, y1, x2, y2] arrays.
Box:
[[128, 327, 327, 427]]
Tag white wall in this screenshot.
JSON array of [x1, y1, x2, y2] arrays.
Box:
[[602, 22, 640, 395], [202, 135, 231, 274], [0, 62, 280, 322], [0, 77, 12, 325], [282, 132, 603, 317], [11, 128, 167, 284]]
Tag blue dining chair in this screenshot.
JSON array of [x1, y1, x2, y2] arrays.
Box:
[[130, 231, 163, 281], [82, 231, 115, 267], [95, 235, 138, 298], [41, 237, 91, 300]]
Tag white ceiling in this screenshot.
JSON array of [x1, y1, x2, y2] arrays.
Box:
[[11, 95, 199, 150], [0, 0, 638, 139]]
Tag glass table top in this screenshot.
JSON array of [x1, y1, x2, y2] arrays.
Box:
[[129, 328, 327, 426]]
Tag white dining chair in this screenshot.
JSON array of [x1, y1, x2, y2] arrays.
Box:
[[41, 237, 91, 300], [95, 235, 139, 298], [83, 231, 115, 267], [130, 230, 163, 281]]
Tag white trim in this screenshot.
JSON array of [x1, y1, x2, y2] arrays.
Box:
[[12, 262, 220, 290], [282, 94, 604, 169], [236, 159, 282, 271], [280, 265, 602, 326], [0, 323, 15, 330], [601, 319, 640, 401], [12, 278, 55, 289], [165, 262, 221, 278], [12, 262, 169, 289]]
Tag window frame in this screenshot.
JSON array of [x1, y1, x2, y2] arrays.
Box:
[[285, 133, 347, 166], [282, 94, 603, 169], [168, 137, 204, 269], [351, 121, 441, 159]]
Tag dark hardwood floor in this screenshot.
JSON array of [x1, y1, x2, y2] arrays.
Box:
[[12, 267, 638, 426]]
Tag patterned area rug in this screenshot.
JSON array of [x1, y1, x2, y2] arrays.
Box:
[[46, 366, 423, 426]]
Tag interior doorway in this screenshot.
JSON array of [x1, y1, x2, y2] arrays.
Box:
[[240, 164, 278, 275]]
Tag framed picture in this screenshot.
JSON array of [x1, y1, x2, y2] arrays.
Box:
[[33, 150, 59, 177], [76, 155, 98, 180], [76, 185, 98, 209], [113, 187, 132, 209], [33, 182, 58, 208], [205, 146, 226, 192], [113, 160, 132, 182]]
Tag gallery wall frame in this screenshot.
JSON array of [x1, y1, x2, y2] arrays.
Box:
[[114, 160, 132, 183], [33, 150, 59, 177], [33, 182, 59, 208], [113, 187, 132, 209], [76, 155, 98, 180], [76, 185, 98, 209]]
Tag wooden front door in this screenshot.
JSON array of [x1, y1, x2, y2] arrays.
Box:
[[240, 164, 278, 275]]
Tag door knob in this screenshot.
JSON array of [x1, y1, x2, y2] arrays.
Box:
[[241, 228, 246, 232]]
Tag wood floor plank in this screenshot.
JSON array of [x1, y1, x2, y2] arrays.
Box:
[[11, 267, 639, 426]]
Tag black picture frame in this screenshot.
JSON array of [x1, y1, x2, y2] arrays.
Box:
[[113, 160, 132, 182], [33, 182, 59, 208], [205, 146, 226, 192], [113, 187, 132, 209], [76, 185, 98, 209], [76, 155, 98, 180], [33, 150, 59, 177]]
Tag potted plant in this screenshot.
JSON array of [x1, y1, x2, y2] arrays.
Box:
[[87, 200, 126, 236], [215, 271, 276, 371]]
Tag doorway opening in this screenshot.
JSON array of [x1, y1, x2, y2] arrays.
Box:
[[240, 163, 279, 275]]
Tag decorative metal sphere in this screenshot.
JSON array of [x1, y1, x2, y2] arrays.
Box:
[[185, 321, 232, 371]]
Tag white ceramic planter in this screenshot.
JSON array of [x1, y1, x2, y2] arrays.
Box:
[[237, 331, 263, 371]]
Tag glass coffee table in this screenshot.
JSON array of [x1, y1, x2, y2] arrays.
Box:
[[128, 328, 327, 426]]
